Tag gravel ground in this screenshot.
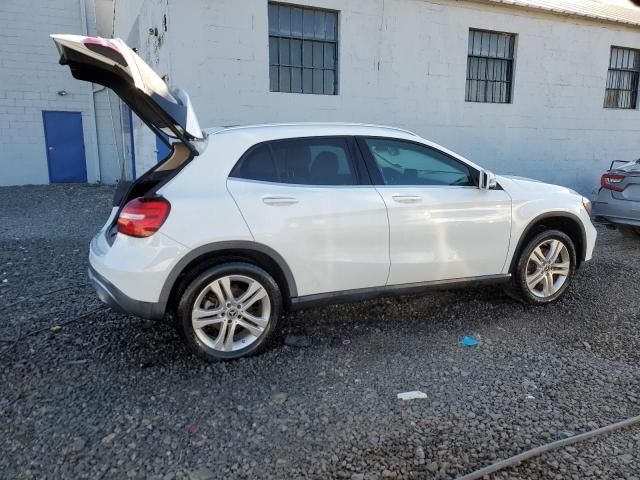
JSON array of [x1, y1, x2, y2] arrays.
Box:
[[1, 184, 639, 480]]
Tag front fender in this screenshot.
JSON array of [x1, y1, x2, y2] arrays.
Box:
[[499, 177, 595, 272], [506, 211, 589, 272]]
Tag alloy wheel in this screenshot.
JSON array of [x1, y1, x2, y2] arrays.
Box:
[[191, 275, 271, 352], [525, 238, 571, 298]]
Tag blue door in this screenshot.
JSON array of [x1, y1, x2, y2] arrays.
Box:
[[156, 132, 171, 162], [43, 111, 87, 183]]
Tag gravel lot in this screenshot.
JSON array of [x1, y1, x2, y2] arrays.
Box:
[[1, 184, 639, 480]]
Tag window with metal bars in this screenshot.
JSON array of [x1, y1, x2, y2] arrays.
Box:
[[466, 29, 515, 103], [604, 46, 640, 109], [268, 3, 338, 95]]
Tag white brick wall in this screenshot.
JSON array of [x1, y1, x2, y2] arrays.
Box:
[[0, 0, 121, 185], [117, 0, 640, 194]]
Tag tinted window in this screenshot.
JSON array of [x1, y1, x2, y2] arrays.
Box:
[[232, 138, 358, 186], [233, 145, 278, 182], [365, 138, 474, 187]]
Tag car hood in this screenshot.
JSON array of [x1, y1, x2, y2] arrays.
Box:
[[497, 174, 581, 197]]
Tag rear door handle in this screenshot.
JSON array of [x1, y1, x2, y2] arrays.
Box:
[[391, 194, 422, 203], [262, 195, 299, 205]]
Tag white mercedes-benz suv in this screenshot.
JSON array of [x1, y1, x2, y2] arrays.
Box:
[[53, 35, 597, 361]]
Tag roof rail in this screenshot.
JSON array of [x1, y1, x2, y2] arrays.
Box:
[[207, 122, 418, 136]]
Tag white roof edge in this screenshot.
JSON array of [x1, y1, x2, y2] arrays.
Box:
[[205, 122, 419, 136], [480, 0, 640, 28]]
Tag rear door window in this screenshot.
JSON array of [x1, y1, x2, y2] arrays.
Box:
[[231, 137, 359, 186], [232, 144, 279, 182]]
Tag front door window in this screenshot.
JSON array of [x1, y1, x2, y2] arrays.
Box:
[[364, 138, 475, 187]]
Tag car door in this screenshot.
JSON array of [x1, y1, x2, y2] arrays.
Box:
[[358, 136, 512, 285], [227, 136, 390, 297]]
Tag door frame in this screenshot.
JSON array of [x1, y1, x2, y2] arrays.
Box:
[[42, 110, 88, 183]]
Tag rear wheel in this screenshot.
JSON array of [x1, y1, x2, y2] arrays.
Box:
[[509, 230, 576, 304], [619, 226, 640, 239], [176, 263, 282, 361]]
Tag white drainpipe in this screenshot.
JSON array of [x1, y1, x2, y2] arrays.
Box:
[[79, 0, 102, 183]]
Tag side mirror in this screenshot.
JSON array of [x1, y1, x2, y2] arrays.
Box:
[[479, 169, 497, 190]]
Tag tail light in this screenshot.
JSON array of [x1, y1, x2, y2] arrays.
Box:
[[600, 173, 626, 192], [117, 197, 171, 238]]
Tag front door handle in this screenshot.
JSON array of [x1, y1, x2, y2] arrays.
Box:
[[391, 194, 422, 203], [262, 195, 299, 205]]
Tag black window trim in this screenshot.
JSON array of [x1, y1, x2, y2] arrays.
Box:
[[229, 135, 372, 186], [355, 136, 480, 188]]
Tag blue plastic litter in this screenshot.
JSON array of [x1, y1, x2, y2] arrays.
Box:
[[459, 336, 479, 347]]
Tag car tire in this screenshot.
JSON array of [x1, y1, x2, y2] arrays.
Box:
[[619, 226, 640, 240], [176, 262, 282, 361], [509, 229, 577, 305]]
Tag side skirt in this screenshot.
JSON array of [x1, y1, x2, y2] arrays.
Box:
[[289, 274, 511, 310]]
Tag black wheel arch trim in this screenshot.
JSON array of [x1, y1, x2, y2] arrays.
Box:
[[158, 240, 298, 312], [509, 211, 587, 272]]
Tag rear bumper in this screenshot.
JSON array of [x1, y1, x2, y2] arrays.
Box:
[[592, 189, 640, 227], [88, 265, 165, 320], [88, 226, 188, 319]]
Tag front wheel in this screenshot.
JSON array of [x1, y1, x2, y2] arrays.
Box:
[[509, 230, 577, 305], [176, 263, 282, 361]]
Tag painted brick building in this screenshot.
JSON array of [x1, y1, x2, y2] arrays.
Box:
[[3, 0, 640, 194], [111, 0, 640, 194], [0, 0, 126, 185]]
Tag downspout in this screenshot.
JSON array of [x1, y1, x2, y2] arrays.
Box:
[[97, 84, 129, 182], [79, 0, 102, 183]]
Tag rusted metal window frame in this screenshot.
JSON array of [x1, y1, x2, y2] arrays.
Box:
[[268, 2, 339, 95], [466, 29, 516, 104], [604, 46, 640, 109]]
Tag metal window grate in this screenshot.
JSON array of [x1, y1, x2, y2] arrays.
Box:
[[268, 3, 338, 95], [604, 46, 640, 109], [466, 29, 515, 103]]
